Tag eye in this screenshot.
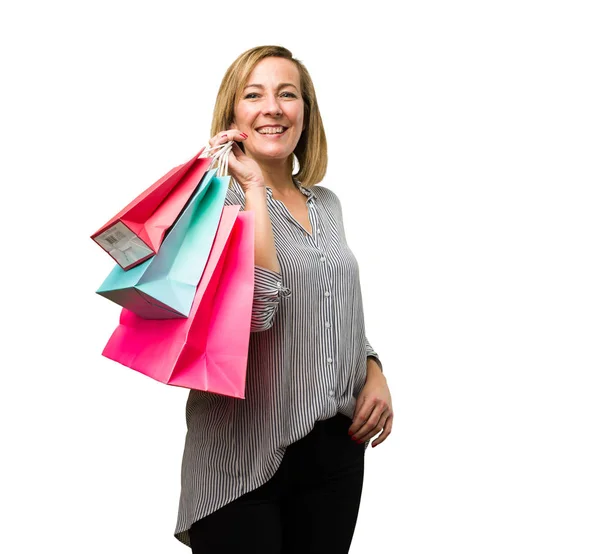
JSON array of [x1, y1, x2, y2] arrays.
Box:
[[243, 92, 298, 99]]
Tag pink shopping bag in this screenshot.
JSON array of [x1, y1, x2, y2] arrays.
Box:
[[101, 206, 255, 399], [91, 148, 211, 270]]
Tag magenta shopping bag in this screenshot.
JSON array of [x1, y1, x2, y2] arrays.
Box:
[[101, 206, 255, 399]]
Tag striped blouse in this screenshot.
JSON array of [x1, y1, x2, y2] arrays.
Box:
[[174, 179, 382, 547]]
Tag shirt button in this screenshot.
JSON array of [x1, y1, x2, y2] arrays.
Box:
[[325, 322, 331, 329], [320, 256, 326, 262], [328, 389, 335, 397], [317, 229, 321, 234], [324, 291, 330, 297], [327, 357, 333, 363]]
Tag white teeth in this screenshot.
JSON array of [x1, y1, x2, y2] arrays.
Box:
[[257, 127, 285, 135]]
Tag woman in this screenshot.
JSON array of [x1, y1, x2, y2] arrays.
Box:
[[174, 45, 393, 553]]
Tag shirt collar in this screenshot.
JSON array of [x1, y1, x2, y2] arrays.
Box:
[[265, 181, 315, 202], [297, 183, 316, 201]]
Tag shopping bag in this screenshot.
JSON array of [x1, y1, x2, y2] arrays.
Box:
[[96, 168, 229, 319], [91, 147, 210, 270], [102, 205, 255, 398]]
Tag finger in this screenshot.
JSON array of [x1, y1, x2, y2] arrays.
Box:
[[228, 144, 247, 175], [371, 413, 393, 448], [226, 148, 256, 188], [349, 399, 390, 438], [358, 412, 388, 444], [209, 133, 231, 150], [209, 129, 247, 148], [351, 404, 385, 441], [225, 149, 242, 179], [347, 396, 368, 436]]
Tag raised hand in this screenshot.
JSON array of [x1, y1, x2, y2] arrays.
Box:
[[208, 130, 265, 193]]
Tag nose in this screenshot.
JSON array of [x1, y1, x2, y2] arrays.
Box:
[[263, 93, 282, 117]]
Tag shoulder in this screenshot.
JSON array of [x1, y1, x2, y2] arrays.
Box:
[[307, 184, 342, 209]]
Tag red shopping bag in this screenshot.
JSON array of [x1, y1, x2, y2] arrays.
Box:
[[91, 148, 211, 270], [101, 206, 255, 399]]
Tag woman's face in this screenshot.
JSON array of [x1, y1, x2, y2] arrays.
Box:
[[232, 57, 304, 165]]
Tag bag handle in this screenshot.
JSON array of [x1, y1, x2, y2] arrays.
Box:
[[201, 141, 236, 178]]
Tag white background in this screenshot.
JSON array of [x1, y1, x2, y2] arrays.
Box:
[[1, 1, 598, 552]]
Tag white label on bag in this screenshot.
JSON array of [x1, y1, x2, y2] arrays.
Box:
[[94, 221, 154, 268]]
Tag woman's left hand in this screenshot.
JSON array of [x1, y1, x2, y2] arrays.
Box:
[[348, 369, 393, 448]]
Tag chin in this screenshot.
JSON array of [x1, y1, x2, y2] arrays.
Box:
[[251, 145, 295, 161]]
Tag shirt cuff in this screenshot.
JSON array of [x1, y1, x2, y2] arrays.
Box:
[[250, 266, 291, 332], [254, 266, 291, 299], [367, 355, 384, 373], [366, 337, 383, 373]]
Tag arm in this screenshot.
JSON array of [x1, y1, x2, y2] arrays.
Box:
[[245, 187, 280, 273], [226, 186, 290, 332]]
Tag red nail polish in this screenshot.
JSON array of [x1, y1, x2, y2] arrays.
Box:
[[240, 132, 248, 138]]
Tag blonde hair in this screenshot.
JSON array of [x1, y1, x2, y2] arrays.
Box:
[[210, 45, 327, 188]]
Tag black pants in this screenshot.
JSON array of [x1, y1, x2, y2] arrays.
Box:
[[189, 412, 365, 554]]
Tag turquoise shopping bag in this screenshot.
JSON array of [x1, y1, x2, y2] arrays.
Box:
[[96, 169, 230, 319]]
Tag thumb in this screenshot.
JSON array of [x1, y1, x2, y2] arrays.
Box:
[[225, 146, 244, 174], [226, 149, 253, 186]]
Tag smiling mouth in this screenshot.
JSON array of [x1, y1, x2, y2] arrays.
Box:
[[256, 126, 288, 135]]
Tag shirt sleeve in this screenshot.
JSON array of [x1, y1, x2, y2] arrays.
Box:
[[251, 266, 291, 332], [366, 336, 384, 374], [225, 184, 291, 333]]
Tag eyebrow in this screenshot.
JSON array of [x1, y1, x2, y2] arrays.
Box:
[[243, 83, 299, 91]]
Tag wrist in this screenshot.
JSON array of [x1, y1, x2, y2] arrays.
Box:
[[244, 183, 267, 196]]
